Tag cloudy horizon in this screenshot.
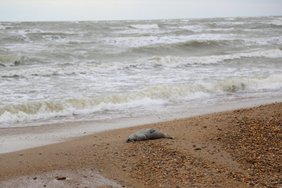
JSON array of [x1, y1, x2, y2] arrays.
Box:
[[0, 0, 282, 21]]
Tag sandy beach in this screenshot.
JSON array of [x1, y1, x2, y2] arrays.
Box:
[[0, 102, 281, 187], [1, 5, 282, 188]]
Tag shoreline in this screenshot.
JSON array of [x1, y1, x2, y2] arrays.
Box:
[[0, 96, 281, 154], [0, 102, 281, 187]]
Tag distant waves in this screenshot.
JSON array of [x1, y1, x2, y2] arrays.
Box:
[[0, 16, 282, 126]]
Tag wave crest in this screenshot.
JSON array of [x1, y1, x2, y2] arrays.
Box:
[[2, 73, 282, 125], [129, 24, 159, 29]]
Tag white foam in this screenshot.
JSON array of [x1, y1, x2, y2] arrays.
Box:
[[0, 92, 167, 125], [129, 24, 159, 29], [270, 19, 282, 26], [244, 36, 282, 45], [253, 74, 282, 90], [241, 48, 282, 58], [102, 33, 235, 48], [0, 54, 22, 64], [3, 71, 282, 126], [0, 25, 5, 30], [179, 25, 206, 32], [144, 49, 282, 67], [216, 21, 245, 26]]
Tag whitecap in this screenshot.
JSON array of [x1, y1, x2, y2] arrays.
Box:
[[270, 19, 282, 26], [141, 49, 282, 68], [0, 25, 6, 30], [101, 33, 235, 48], [129, 24, 159, 29]]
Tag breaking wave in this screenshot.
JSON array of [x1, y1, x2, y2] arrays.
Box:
[[0, 16, 282, 127], [129, 24, 159, 29], [1, 49, 281, 80], [126, 39, 240, 55], [0, 55, 27, 66], [1, 73, 282, 125], [131, 48, 282, 68]]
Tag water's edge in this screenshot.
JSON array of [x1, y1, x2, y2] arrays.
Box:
[[0, 96, 281, 154]]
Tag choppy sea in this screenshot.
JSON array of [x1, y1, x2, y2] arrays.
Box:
[[0, 16, 282, 127]]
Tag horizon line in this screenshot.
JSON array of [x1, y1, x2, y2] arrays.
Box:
[[0, 14, 281, 23]]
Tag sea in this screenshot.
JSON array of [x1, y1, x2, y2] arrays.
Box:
[[0, 16, 282, 128]]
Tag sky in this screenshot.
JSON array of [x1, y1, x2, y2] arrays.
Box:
[[0, 0, 281, 21]]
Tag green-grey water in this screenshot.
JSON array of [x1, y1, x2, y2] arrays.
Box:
[[0, 16, 282, 126]]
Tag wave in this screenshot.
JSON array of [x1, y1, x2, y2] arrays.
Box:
[[244, 37, 282, 46], [131, 49, 282, 68], [0, 23, 14, 30], [1, 49, 281, 80], [129, 24, 159, 29], [215, 80, 247, 92], [1, 28, 77, 43], [0, 83, 211, 125], [0, 86, 180, 125], [1, 75, 22, 79], [102, 33, 236, 48], [270, 19, 282, 26], [179, 25, 206, 32], [25, 32, 74, 42], [250, 23, 282, 29], [0, 55, 26, 66], [126, 39, 240, 55], [1, 74, 282, 125], [175, 39, 232, 48], [0, 25, 6, 30]]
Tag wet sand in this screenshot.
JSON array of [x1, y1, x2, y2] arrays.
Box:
[[0, 102, 281, 187], [1, 97, 280, 154]]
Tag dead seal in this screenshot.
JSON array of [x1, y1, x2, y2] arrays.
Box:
[[126, 128, 173, 142]]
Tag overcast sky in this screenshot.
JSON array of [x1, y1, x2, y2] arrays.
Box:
[[0, 0, 281, 21]]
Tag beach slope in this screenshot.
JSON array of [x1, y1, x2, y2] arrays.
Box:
[[0, 103, 281, 187]]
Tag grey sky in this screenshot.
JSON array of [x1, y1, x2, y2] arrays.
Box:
[[0, 0, 281, 21]]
